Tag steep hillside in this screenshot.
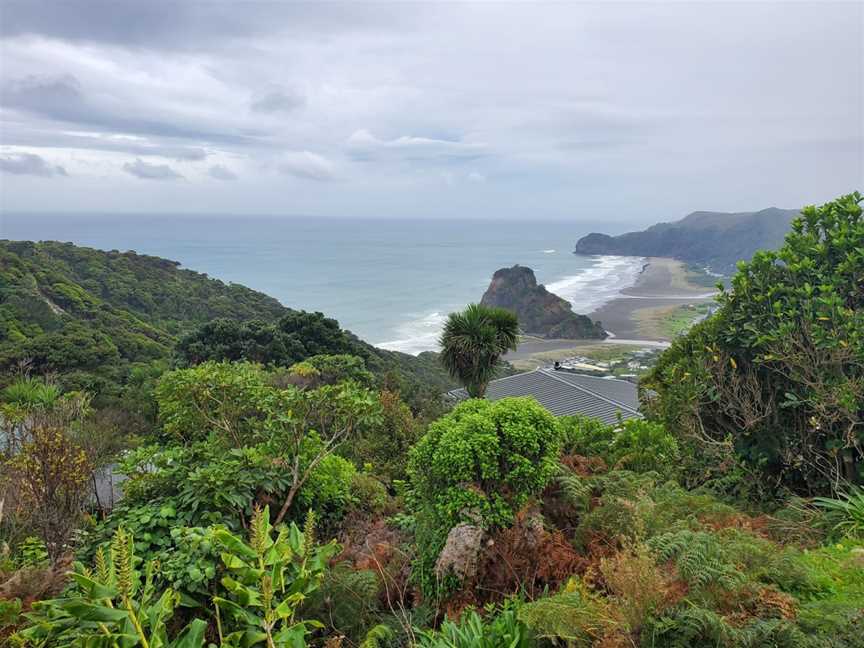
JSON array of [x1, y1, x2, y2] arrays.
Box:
[[574, 207, 798, 274], [481, 265, 606, 339], [0, 240, 454, 401]]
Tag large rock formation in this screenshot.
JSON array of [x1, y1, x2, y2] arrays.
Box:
[[480, 265, 606, 339]]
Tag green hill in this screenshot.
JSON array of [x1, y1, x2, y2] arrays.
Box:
[[574, 207, 799, 274], [0, 240, 454, 402]]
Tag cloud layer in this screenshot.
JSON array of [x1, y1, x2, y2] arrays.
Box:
[[0, 2, 861, 220]]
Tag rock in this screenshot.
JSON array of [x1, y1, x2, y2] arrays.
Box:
[[480, 265, 606, 339], [435, 523, 485, 582]]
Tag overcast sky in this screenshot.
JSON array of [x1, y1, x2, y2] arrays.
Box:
[[0, 1, 861, 223]]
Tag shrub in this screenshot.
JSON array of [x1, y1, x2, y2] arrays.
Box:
[[17, 528, 208, 648], [517, 581, 617, 646], [408, 397, 560, 531], [558, 416, 679, 478], [644, 192, 864, 496]]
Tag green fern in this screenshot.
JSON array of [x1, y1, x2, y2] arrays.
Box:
[[649, 530, 745, 591], [517, 585, 612, 646], [359, 623, 394, 648], [556, 466, 592, 514], [644, 605, 814, 648]]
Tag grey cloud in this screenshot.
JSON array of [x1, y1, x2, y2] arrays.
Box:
[[2, 129, 208, 160], [208, 164, 237, 181], [0, 1, 424, 49], [346, 129, 488, 163], [278, 152, 336, 181], [2, 74, 259, 145], [123, 158, 183, 180], [250, 88, 305, 114], [0, 153, 67, 176]]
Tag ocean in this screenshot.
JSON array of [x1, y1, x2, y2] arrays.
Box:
[[1, 213, 644, 354]]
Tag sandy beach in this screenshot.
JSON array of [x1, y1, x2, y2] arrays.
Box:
[[586, 257, 716, 341], [504, 258, 717, 367]]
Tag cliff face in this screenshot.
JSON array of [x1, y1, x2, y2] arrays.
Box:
[[573, 207, 799, 274], [480, 265, 606, 339]]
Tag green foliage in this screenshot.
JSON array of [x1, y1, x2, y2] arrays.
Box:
[[439, 303, 519, 398], [213, 506, 338, 647], [156, 361, 271, 445], [17, 527, 208, 648], [346, 389, 421, 483], [814, 486, 864, 539], [409, 397, 560, 530], [517, 584, 612, 646], [644, 192, 864, 495], [417, 608, 535, 648], [649, 530, 746, 592], [305, 565, 382, 642], [559, 415, 679, 477], [0, 240, 284, 405], [17, 537, 48, 568], [643, 606, 811, 648], [175, 313, 455, 415]]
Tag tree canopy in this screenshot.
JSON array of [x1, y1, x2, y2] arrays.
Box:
[[644, 192, 863, 495]]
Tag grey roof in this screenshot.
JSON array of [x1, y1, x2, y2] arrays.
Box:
[[448, 369, 641, 424]]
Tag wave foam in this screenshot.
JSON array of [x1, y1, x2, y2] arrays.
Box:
[[378, 255, 646, 356], [377, 311, 447, 355], [546, 255, 645, 314]]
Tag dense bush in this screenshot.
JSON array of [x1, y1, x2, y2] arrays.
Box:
[[644, 192, 864, 495], [559, 415, 679, 477], [408, 397, 560, 531]]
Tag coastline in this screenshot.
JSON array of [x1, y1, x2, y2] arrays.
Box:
[[588, 257, 716, 341], [505, 257, 716, 366]]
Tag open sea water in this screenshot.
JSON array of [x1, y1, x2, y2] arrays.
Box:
[[1, 213, 644, 354]]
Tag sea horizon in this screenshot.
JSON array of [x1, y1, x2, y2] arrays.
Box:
[[1, 212, 645, 354]]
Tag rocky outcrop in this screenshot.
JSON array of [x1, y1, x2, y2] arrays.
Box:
[[434, 522, 485, 582], [480, 265, 606, 339]]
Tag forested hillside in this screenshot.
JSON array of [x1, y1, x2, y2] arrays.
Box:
[[0, 240, 454, 408], [574, 207, 798, 274]]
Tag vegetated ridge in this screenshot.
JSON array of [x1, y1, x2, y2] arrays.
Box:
[[480, 265, 606, 339], [0, 239, 455, 402], [574, 207, 799, 274]]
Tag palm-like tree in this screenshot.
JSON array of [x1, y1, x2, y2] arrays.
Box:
[[439, 303, 520, 398]]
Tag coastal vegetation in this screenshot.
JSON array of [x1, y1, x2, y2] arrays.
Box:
[[1, 192, 862, 647]]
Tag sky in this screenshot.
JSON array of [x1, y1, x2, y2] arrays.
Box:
[[0, 1, 861, 224]]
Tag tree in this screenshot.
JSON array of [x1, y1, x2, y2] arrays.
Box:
[[1, 379, 93, 563], [439, 303, 519, 398], [154, 362, 381, 524], [644, 192, 864, 496]]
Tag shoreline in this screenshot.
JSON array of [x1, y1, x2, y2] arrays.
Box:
[[588, 257, 716, 341], [505, 257, 716, 364]]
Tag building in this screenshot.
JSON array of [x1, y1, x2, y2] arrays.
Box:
[[448, 368, 641, 424]]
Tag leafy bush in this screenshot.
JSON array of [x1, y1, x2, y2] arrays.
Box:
[[17, 528, 208, 648], [517, 582, 615, 646], [408, 397, 560, 531], [644, 192, 864, 495], [558, 415, 679, 477], [212, 506, 338, 647]]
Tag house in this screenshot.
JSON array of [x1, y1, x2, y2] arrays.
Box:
[[448, 368, 641, 424]]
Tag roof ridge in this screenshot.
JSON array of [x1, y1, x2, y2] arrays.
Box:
[[539, 369, 640, 416]]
